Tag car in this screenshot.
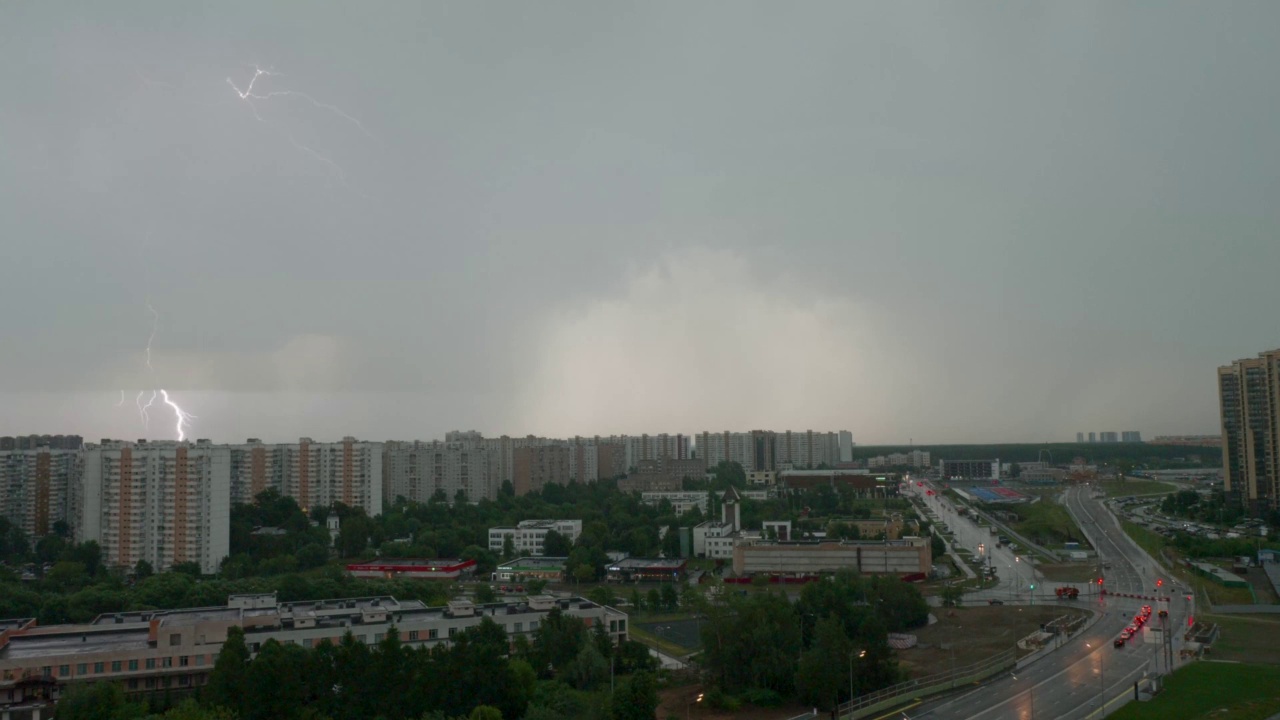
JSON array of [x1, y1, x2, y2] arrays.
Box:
[[988, 599, 1004, 605], [500, 585, 510, 593], [1158, 609, 1168, 618], [1114, 637, 1126, 648], [514, 585, 525, 593]]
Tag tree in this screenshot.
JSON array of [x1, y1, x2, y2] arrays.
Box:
[[930, 534, 946, 560], [566, 642, 609, 690], [469, 707, 503, 720], [660, 583, 679, 611], [572, 563, 595, 584], [297, 542, 329, 570], [940, 584, 964, 608], [502, 535, 516, 560], [55, 681, 147, 720], [796, 617, 853, 709], [541, 530, 573, 558], [646, 588, 661, 611], [475, 584, 498, 604], [662, 524, 683, 559], [205, 626, 251, 717], [629, 588, 644, 613], [531, 608, 587, 674], [133, 559, 154, 580], [610, 671, 659, 720], [338, 514, 372, 558]]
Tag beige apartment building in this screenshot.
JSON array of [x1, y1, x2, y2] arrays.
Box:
[[0, 449, 79, 538], [0, 593, 627, 716], [74, 441, 231, 575], [1219, 349, 1280, 513]]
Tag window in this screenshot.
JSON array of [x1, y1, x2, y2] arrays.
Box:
[[128, 679, 138, 690], [145, 678, 156, 689], [179, 676, 190, 687], [428, 629, 438, 640], [374, 633, 384, 643], [179, 656, 189, 667], [408, 630, 419, 641], [303, 638, 314, 648], [195, 655, 205, 667], [129, 660, 139, 671], [111, 661, 122, 672], [59, 665, 70, 677], [162, 657, 173, 668], [169, 633, 182, 646], [145, 659, 156, 670], [448, 627, 457, 638], [529, 621, 539, 631], [76, 664, 87, 675], [94, 662, 104, 674]]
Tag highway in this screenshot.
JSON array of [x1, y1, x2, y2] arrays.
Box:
[[898, 483, 1192, 720]]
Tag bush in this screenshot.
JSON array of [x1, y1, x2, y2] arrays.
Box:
[[740, 687, 784, 707], [704, 688, 741, 711]]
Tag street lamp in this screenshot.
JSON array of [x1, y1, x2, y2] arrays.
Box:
[[849, 649, 866, 706], [687, 693, 703, 720], [1010, 673, 1035, 719], [1086, 643, 1106, 717]]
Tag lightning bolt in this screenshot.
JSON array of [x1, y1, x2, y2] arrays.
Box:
[[117, 390, 125, 407], [145, 301, 159, 371], [138, 390, 157, 429], [226, 65, 373, 192], [160, 390, 195, 442]]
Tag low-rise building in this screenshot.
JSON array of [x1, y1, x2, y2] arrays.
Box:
[[605, 558, 687, 583], [493, 557, 568, 583], [640, 491, 709, 515], [693, 521, 736, 558], [938, 459, 1000, 481], [0, 593, 627, 714], [732, 537, 931, 577], [779, 470, 898, 497], [487, 519, 582, 556], [345, 558, 476, 580]]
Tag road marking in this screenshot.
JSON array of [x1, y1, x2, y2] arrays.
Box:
[[868, 700, 921, 720]]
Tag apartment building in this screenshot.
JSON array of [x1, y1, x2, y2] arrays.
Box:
[[732, 537, 931, 577], [696, 430, 849, 471], [511, 446, 571, 496], [226, 438, 382, 516], [1121, 431, 1142, 443], [382, 440, 495, 505], [1099, 432, 1119, 443], [0, 435, 83, 451], [74, 441, 231, 575], [487, 519, 582, 556], [0, 448, 79, 538], [0, 593, 627, 714], [1219, 349, 1280, 513]]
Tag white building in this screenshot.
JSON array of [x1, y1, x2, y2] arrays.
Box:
[[487, 519, 582, 556], [74, 440, 231, 575], [228, 438, 382, 516], [839, 431, 854, 463], [641, 491, 709, 515], [0, 448, 79, 538]]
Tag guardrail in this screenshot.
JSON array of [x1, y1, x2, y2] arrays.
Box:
[[837, 648, 1017, 720]]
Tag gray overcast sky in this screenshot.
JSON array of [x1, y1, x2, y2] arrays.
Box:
[[2, 1, 1277, 445]]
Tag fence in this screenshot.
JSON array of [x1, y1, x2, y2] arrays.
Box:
[[837, 648, 1017, 720]]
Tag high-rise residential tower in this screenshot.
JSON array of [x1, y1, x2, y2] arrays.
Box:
[[1219, 349, 1280, 513]]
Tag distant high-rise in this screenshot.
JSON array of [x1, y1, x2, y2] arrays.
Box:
[[75, 440, 230, 574], [1088, 432, 1097, 443], [696, 430, 846, 471], [1121, 431, 1142, 443], [1099, 432, 1119, 443], [0, 447, 79, 537], [1219, 349, 1280, 513], [1076, 432, 1085, 443]]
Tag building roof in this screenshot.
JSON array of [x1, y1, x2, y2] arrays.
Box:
[[346, 558, 472, 570], [498, 556, 568, 570], [606, 558, 687, 571]]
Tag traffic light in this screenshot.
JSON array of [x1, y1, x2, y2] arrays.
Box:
[[1157, 578, 1163, 588], [1097, 578, 1104, 585]]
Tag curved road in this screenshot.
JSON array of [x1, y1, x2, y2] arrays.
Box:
[[899, 484, 1192, 720]]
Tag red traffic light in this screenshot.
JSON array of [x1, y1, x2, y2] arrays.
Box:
[[1157, 579, 1163, 587]]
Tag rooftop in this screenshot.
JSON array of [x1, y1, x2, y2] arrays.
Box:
[[499, 556, 568, 569], [346, 558, 471, 569], [607, 558, 686, 570]]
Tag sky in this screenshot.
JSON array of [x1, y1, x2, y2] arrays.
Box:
[[2, 2, 1278, 445]]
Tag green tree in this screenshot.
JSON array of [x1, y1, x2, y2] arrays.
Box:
[[610, 671, 659, 720], [531, 608, 587, 674], [566, 641, 609, 690], [469, 706, 503, 720], [660, 583, 679, 611], [205, 626, 251, 717], [338, 514, 372, 558], [55, 681, 147, 720], [646, 588, 661, 611], [939, 584, 964, 608], [796, 617, 853, 709], [502, 535, 516, 560], [541, 530, 573, 558], [662, 524, 683, 558], [572, 563, 595, 584], [475, 584, 498, 604], [133, 558, 154, 580]]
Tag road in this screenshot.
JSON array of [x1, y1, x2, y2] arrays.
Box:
[[898, 484, 1193, 720]]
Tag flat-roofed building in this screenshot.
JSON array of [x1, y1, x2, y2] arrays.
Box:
[[0, 448, 79, 538], [732, 537, 931, 577], [487, 519, 582, 556], [345, 558, 476, 580], [605, 558, 687, 583], [640, 491, 709, 515], [0, 593, 626, 714], [74, 440, 231, 575], [494, 557, 568, 582]]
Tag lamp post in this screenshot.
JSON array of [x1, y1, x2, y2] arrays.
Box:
[[849, 649, 866, 707], [686, 692, 703, 720], [1010, 673, 1035, 719], [1086, 642, 1106, 717]]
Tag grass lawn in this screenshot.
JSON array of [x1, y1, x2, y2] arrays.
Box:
[[630, 623, 698, 656], [897, 605, 1089, 678], [1007, 500, 1087, 547], [1201, 613, 1280, 665], [1107, 661, 1280, 720], [1100, 479, 1177, 497], [1037, 562, 1102, 583]]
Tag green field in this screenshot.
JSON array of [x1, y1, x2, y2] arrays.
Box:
[[1202, 614, 1280, 665], [1100, 479, 1177, 497], [1006, 500, 1086, 547], [1107, 662, 1280, 720]]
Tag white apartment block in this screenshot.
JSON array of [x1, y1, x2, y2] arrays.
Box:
[[696, 430, 850, 471], [383, 440, 495, 504], [227, 438, 382, 516], [640, 491, 710, 515], [868, 450, 931, 469], [0, 448, 79, 538], [487, 519, 582, 556], [693, 521, 737, 558], [568, 443, 598, 484], [74, 441, 230, 575], [773, 430, 842, 469]]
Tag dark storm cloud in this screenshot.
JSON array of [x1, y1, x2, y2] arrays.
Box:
[[2, 2, 1277, 443]]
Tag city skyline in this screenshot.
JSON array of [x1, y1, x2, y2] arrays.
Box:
[[4, 3, 1273, 445]]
